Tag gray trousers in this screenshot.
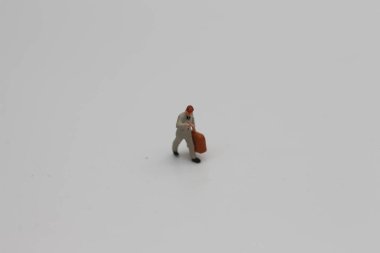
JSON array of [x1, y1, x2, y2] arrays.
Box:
[[172, 129, 196, 159]]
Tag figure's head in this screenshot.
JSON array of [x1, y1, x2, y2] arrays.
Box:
[[185, 105, 194, 115]]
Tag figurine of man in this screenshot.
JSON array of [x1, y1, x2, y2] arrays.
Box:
[[172, 105, 201, 163]]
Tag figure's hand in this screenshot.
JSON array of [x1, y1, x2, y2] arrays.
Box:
[[188, 123, 195, 131], [185, 122, 192, 130]]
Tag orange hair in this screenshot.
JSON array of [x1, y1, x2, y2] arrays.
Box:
[[186, 105, 194, 112]]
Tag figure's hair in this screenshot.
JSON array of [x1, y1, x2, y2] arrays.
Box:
[[186, 105, 194, 112]]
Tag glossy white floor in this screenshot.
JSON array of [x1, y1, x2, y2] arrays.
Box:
[[1, 1, 379, 252]]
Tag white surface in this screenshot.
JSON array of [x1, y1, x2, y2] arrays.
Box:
[[1, 0, 379, 252]]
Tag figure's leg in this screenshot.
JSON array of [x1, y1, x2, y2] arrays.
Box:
[[172, 134, 183, 156], [184, 133, 197, 160]]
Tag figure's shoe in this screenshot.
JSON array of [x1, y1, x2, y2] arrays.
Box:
[[192, 157, 201, 163], [173, 151, 179, 157]]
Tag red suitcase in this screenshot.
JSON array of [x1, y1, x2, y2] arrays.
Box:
[[192, 131, 207, 153]]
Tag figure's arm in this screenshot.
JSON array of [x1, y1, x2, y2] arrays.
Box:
[[190, 116, 196, 131], [176, 115, 188, 129]]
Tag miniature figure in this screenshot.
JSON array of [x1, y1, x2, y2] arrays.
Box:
[[172, 105, 201, 163]]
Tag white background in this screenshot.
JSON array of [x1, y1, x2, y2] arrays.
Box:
[[1, 0, 379, 252]]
